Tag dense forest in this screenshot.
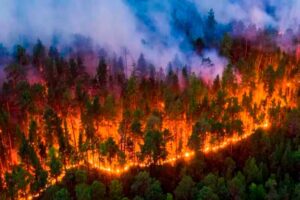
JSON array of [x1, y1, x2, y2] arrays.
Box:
[[0, 8, 300, 200]]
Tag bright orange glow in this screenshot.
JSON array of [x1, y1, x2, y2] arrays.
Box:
[[263, 121, 269, 129], [6, 52, 300, 200]]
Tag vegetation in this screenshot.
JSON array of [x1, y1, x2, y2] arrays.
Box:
[[0, 9, 300, 200]]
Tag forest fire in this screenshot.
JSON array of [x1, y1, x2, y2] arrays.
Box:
[[2, 1, 300, 199], [0, 47, 298, 198], [1, 44, 299, 198]]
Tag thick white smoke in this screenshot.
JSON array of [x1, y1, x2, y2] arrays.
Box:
[[0, 0, 197, 75], [1, 0, 300, 80]]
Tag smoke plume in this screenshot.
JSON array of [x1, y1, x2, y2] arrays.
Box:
[[0, 0, 299, 79]]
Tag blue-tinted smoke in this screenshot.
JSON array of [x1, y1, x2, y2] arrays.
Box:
[[0, 0, 299, 79]]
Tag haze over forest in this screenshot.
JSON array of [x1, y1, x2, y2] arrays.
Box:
[[1, 1, 300, 200]]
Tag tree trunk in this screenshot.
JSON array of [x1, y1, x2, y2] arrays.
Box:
[[8, 131, 14, 165], [71, 118, 77, 151]]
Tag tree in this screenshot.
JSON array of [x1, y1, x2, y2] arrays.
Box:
[[174, 175, 196, 200], [228, 172, 246, 199], [222, 64, 237, 94], [69, 57, 85, 79], [292, 183, 300, 200], [0, 175, 3, 192], [243, 157, 262, 183], [221, 33, 232, 58], [262, 65, 276, 96], [96, 57, 107, 87], [212, 75, 221, 93], [145, 180, 164, 200], [49, 45, 59, 59], [131, 119, 143, 137], [4, 62, 26, 87], [0, 175, 5, 199], [188, 119, 210, 151], [54, 188, 71, 200], [5, 165, 31, 199], [76, 183, 91, 200], [194, 37, 204, 54], [137, 53, 147, 77], [109, 180, 123, 200], [47, 146, 62, 181], [42, 185, 60, 200], [140, 130, 167, 164], [131, 171, 164, 200], [43, 107, 69, 162], [187, 75, 204, 119], [131, 171, 152, 197], [216, 177, 230, 199], [166, 193, 174, 200], [17, 127, 41, 172], [265, 175, 279, 200], [31, 168, 48, 194], [91, 181, 106, 200], [285, 109, 300, 137], [43, 107, 64, 147], [33, 40, 46, 69], [248, 183, 266, 200], [226, 97, 241, 121], [146, 113, 162, 131], [18, 128, 31, 168], [82, 98, 96, 145], [103, 95, 116, 121], [204, 9, 217, 46], [202, 173, 218, 192], [125, 76, 138, 109], [224, 157, 236, 179], [100, 137, 120, 164], [75, 169, 87, 184], [28, 120, 38, 145], [13, 44, 29, 65], [16, 81, 35, 116], [0, 43, 9, 59], [118, 109, 132, 153], [197, 186, 219, 200]]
